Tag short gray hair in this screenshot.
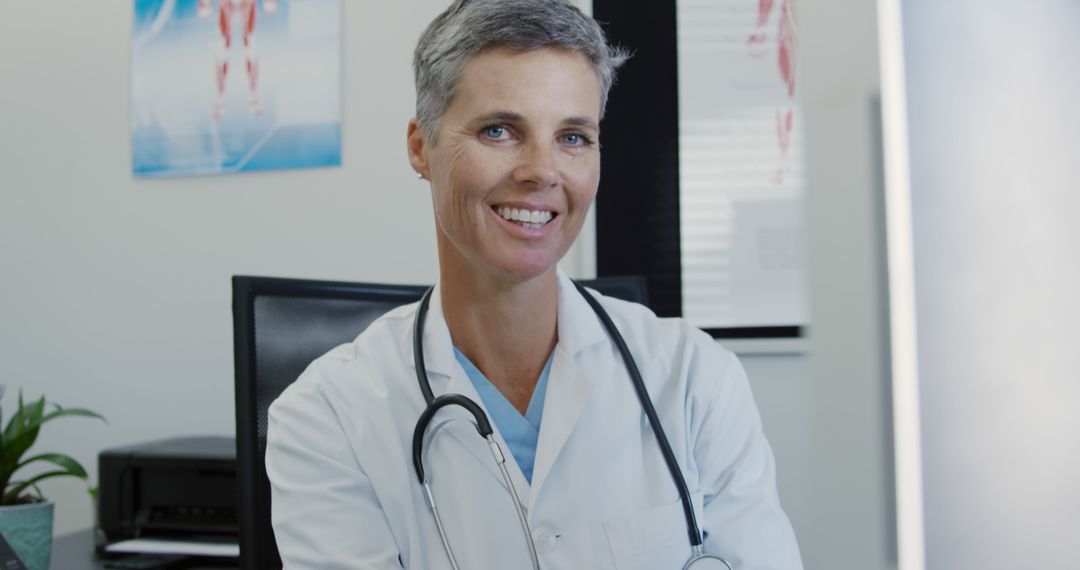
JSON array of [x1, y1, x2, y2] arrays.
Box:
[[413, 0, 629, 143]]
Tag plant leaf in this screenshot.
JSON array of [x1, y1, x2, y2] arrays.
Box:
[[4, 469, 86, 504], [26, 396, 45, 426], [0, 392, 27, 491], [15, 453, 87, 479], [2, 429, 38, 465], [4, 395, 44, 445], [2, 392, 26, 447], [0, 394, 105, 504], [40, 407, 107, 426], [1, 397, 45, 481]]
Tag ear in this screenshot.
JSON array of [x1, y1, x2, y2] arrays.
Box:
[[406, 118, 430, 180]]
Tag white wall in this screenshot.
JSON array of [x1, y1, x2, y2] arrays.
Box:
[[798, 0, 897, 568], [737, 352, 814, 561], [904, 1, 1080, 567]]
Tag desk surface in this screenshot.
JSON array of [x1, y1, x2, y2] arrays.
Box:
[[52, 530, 238, 570]]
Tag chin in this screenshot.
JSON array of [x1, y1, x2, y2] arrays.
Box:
[[496, 263, 557, 284], [489, 253, 561, 284], [440, 232, 566, 286]]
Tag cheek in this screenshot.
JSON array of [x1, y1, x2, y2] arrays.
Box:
[[567, 160, 601, 208], [432, 149, 498, 226], [442, 146, 501, 193]]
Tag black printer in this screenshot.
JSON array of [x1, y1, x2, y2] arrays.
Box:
[[98, 436, 238, 543]]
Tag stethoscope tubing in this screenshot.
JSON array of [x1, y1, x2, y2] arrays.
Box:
[[570, 281, 704, 550], [410, 288, 540, 569], [411, 393, 492, 483], [412, 287, 437, 405], [409, 283, 726, 569]]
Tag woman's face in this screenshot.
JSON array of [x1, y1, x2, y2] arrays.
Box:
[[408, 46, 602, 285]]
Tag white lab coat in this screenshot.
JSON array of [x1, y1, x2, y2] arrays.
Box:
[[266, 270, 802, 569]]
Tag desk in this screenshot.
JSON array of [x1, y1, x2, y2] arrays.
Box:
[[51, 530, 238, 570]]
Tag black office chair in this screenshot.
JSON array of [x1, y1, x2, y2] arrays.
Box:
[[231, 274, 648, 569]]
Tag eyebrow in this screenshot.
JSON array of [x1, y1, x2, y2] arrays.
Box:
[[473, 111, 599, 132], [474, 111, 525, 124], [564, 116, 600, 131]]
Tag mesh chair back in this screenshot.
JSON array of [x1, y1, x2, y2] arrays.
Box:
[[232, 275, 647, 569]]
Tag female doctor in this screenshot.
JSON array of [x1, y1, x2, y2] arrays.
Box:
[[265, 1, 802, 568]]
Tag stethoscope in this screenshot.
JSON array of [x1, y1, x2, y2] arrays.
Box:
[[410, 282, 734, 570]]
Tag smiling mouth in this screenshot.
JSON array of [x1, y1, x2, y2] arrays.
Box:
[[494, 206, 556, 229]]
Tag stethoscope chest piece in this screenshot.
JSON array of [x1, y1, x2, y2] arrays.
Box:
[[684, 553, 734, 570]]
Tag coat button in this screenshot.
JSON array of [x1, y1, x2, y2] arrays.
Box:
[[532, 528, 559, 553]]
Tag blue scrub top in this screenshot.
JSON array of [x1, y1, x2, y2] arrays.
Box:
[[453, 348, 553, 484]]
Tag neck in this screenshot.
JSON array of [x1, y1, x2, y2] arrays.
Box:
[[438, 261, 559, 414]]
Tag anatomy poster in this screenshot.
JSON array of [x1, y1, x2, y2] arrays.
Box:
[[678, 0, 806, 329], [132, 0, 341, 177]]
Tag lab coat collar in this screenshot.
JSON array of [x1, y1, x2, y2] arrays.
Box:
[[554, 267, 610, 357], [411, 267, 609, 379], [408, 268, 611, 509], [528, 269, 609, 504], [410, 284, 533, 501]]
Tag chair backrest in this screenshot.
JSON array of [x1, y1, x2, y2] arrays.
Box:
[[231, 274, 647, 569]]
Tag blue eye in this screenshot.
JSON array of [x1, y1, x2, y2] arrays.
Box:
[[481, 125, 509, 140], [561, 132, 592, 147]]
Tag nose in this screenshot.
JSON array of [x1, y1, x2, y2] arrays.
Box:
[[512, 140, 560, 189]]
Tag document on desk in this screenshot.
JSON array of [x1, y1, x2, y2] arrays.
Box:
[[104, 538, 239, 558]]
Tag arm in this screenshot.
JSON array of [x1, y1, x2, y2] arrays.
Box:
[[693, 348, 803, 570], [266, 376, 404, 569]]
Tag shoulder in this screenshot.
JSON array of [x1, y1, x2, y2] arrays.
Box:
[[583, 289, 746, 418], [591, 290, 736, 371]]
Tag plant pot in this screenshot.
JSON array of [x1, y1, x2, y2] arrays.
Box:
[[0, 501, 53, 570]]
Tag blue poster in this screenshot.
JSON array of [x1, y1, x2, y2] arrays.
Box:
[[132, 0, 341, 177]]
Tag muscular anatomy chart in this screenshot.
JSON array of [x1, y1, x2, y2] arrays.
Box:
[[132, 0, 341, 177], [677, 0, 805, 330], [198, 0, 279, 118]]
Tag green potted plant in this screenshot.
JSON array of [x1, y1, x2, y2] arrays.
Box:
[[0, 387, 105, 570]]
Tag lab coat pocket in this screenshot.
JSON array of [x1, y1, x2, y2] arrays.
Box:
[[603, 496, 694, 569]]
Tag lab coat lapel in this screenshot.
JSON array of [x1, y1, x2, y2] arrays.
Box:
[[528, 270, 609, 506], [441, 367, 533, 499], [412, 287, 532, 498]]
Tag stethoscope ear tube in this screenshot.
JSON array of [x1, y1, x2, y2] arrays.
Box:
[[413, 287, 437, 405]]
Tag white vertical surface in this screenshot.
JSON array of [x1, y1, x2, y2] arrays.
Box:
[[799, 0, 897, 567], [904, 1, 1080, 568], [876, 1, 925, 569]]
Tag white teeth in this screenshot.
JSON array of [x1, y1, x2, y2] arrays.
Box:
[[496, 206, 554, 226]]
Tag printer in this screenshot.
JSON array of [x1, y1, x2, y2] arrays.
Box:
[[98, 436, 238, 544]]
